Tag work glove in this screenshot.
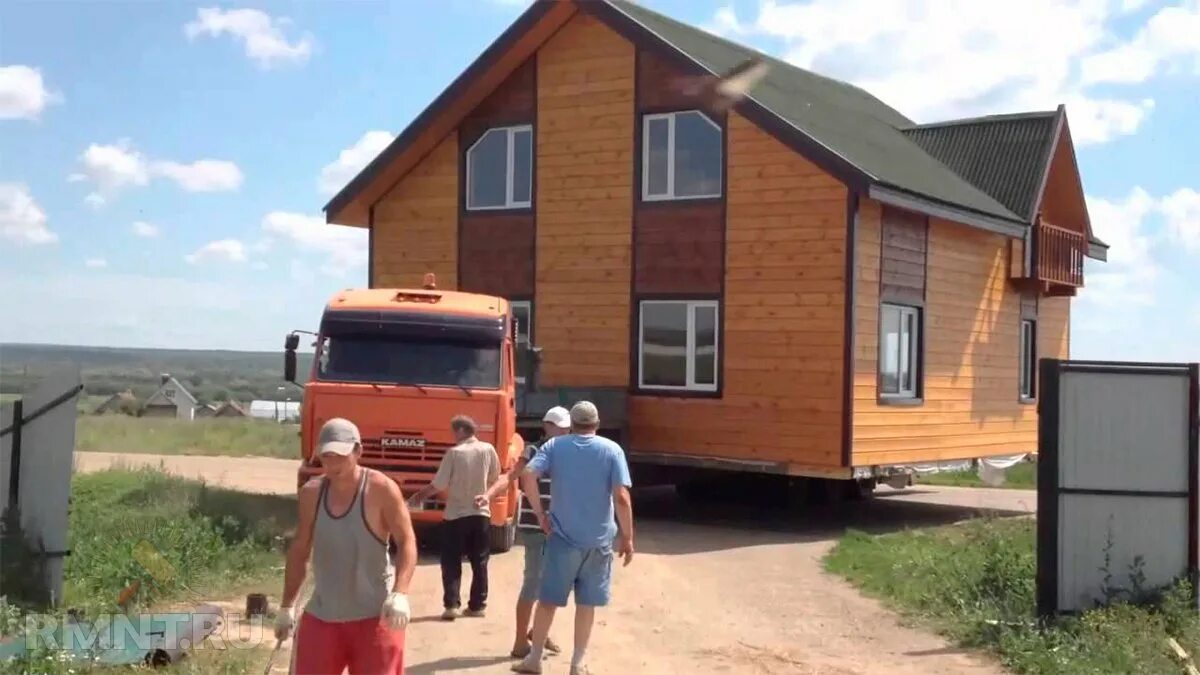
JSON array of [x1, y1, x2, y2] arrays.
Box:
[[274, 606, 296, 641], [381, 592, 410, 629]]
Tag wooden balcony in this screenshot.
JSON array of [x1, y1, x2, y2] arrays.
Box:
[[1010, 218, 1086, 296], [1034, 219, 1085, 288]]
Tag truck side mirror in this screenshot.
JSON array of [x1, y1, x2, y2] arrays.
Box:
[[284, 334, 299, 384]]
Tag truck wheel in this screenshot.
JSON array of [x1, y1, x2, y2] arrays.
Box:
[[489, 519, 516, 553]]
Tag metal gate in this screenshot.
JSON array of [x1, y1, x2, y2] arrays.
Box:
[[1036, 359, 1200, 617], [0, 367, 82, 606]]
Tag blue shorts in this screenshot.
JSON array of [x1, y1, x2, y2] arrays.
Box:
[[538, 533, 613, 608], [518, 529, 547, 602]]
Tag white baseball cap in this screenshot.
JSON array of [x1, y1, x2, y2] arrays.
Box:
[[317, 418, 362, 456], [542, 406, 570, 429]]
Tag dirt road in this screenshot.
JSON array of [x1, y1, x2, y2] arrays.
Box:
[[78, 452, 1033, 674]]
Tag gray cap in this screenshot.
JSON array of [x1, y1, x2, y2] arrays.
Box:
[[318, 417, 361, 456], [570, 401, 599, 427]]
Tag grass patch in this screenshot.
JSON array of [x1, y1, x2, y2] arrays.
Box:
[[825, 517, 1200, 674], [77, 415, 297, 459], [0, 468, 297, 673], [916, 460, 1037, 489]]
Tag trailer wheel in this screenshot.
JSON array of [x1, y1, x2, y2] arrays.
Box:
[[489, 519, 516, 553]]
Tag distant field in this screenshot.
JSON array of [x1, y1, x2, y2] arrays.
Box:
[[1, 341, 312, 403], [77, 415, 298, 459]]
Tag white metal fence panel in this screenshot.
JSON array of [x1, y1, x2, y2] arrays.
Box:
[[0, 366, 81, 606], [1037, 359, 1200, 617]]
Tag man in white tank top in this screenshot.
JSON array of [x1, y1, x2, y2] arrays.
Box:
[[273, 418, 419, 674]]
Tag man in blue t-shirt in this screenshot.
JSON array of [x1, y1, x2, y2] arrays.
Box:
[[512, 401, 634, 675]]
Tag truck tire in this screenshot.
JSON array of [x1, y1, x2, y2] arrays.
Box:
[[489, 519, 516, 553]]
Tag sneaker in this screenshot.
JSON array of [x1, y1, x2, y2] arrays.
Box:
[[463, 607, 486, 618], [441, 607, 460, 621]]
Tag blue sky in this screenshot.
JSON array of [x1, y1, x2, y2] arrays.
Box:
[[1, 0, 1197, 360]]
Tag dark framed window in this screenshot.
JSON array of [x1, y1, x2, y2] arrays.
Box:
[[637, 299, 719, 392], [1019, 318, 1037, 401], [879, 302, 922, 400], [466, 125, 532, 210]]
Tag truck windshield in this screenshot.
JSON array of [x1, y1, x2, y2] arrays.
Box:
[[315, 333, 502, 389]]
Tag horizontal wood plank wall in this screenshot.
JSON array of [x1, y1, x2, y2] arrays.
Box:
[[633, 47, 723, 296], [535, 14, 633, 386], [373, 133, 458, 288], [630, 113, 846, 467], [459, 57, 536, 298], [1039, 296, 1070, 362], [1040, 128, 1089, 234], [853, 200, 1039, 465], [880, 205, 927, 305]]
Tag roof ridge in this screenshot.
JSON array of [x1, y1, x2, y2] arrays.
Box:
[[902, 109, 1059, 131], [603, 0, 915, 126]]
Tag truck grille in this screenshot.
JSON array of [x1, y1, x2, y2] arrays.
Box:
[[360, 433, 453, 469]]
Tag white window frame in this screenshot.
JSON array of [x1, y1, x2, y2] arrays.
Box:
[[637, 299, 719, 393], [511, 300, 531, 385], [465, 124, 533, 211], [1019, 318, 1037, 400], [641, 110, 723, 202], [879, 303, 921, 400]]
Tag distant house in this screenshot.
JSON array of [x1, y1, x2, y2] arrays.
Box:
[[249, 400, 300, 423], [141, 374, 198, 421], [195, 403, 220, 418], [212, 400, 248, 418], [93, 390, 137, 415]]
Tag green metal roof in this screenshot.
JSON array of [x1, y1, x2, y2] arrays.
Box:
[[606, 0, 1027, 224], [903, 112, 1060, 221]]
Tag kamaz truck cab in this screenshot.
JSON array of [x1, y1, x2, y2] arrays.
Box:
[[283, 274, 527, 552]]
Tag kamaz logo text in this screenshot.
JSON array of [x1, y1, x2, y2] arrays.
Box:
[[381, 437, 426, 449]]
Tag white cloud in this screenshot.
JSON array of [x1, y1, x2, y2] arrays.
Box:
[[261, 211, 367, 276], [1080, 188, 1159, 306], [1161, 188, 1200, 253], [318, 131, 394, 196], [185, 238, 247, 264], [1082, 1, 1200, 85], [0, 183, 57, 246], [705, 0, 1200, 145], [69, 140, 149, 205], [131, 221, 160, 238], [0, 65, 60, 120], [70, 140, 242, 205], [85, 258, 107, 269], [151, 159, 243, 192], [184, 8, 313, 68]]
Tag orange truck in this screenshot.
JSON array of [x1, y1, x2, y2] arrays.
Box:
[[282, 274, 627, 553]]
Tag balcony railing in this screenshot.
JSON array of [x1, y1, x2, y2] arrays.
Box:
[[1035, 219, 1085, 288]]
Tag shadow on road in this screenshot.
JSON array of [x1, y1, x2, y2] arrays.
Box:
[[630, 485, 1029, 556], [406, 655, 512, 673]]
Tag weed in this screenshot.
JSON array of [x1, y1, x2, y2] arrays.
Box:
[[76, 416, 297, 459], [825, 517, 1200, 674], [917, 460, 1037, 489]]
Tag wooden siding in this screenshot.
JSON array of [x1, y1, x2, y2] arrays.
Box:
[[459, 57, 536, 298], [535, 13, 634, 386], [853, 199, 1054, 465], [633, 46, 724, 296], [629, 112, 847, 467], [1039, 125, 1089, 235], [634, 203, 723, 294], [459, 215, 535, 297], [880, 205, 927, 305], [373, 133, 458, 288]]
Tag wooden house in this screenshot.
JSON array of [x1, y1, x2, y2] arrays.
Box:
[[321, 0, 1107, 487], [93, 390, 137, 416], [140, 374, 198, 421]]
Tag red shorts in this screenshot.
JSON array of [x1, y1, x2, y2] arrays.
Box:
[[291, 612, 405, 674]]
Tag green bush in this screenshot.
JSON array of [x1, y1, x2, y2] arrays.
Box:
[[825, 517, 1200, 674]]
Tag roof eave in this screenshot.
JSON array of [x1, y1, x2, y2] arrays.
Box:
[[867, 184, 1027, 239], [1087, 240, 1108, 262], [322, 0, 563, 227]]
